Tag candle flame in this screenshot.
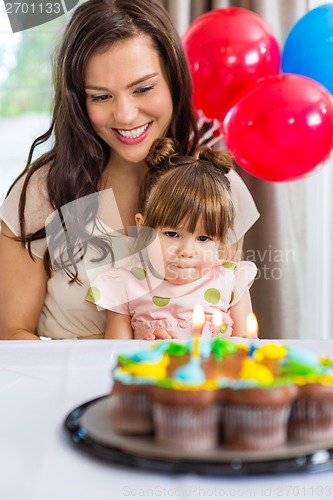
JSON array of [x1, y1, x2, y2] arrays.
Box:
[[192, 304, 205, 327], [212, 309, 223, 328], [246, 313, 258, 338]]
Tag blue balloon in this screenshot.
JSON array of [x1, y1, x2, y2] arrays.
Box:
[[282, 4, 333, 94]]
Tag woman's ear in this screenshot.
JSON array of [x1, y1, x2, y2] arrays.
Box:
[[135, 213, 144, 226]]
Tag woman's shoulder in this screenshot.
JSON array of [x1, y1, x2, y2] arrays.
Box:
[[0, 165, 53, 251]]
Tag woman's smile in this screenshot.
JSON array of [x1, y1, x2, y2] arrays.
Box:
[[112, 122, 152, 144]]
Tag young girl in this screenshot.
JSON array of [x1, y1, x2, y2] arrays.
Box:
[[88, 138, 257, 340]]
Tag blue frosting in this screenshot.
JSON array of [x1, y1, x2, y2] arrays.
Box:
[[287, 347, 320, 367], [173, 357, 206, 384], [113, 367, 157, 385], [128, 342, 168, 363]]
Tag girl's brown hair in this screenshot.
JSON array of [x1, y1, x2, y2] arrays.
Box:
[[8, 0, 199, 281], [139, 138, 235, 245]]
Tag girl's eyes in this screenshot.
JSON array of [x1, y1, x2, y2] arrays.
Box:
[[164, 231, 179, 238], [163, 232, 213, 242], [198, 235, 213, 242]]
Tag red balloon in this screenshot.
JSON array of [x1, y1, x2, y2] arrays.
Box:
[[222, 74, 333, 181], [183, 8, 281, 122]]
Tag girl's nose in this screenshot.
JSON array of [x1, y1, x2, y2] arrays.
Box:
[[178, 240, 195, 258], [113, 96, 137, 124]]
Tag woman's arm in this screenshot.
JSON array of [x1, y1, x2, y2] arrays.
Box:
[[104, 310, 134, 339], [0, 223, 47, 340], [229, 289, 257, 338]]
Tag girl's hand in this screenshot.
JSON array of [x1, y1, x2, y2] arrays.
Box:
[[144, 329, 177, 340]]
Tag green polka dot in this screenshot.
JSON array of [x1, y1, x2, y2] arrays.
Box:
[[86, 286, 101, 303], [204, 288, 221, 304], [220, 324, 228, 334], [222, 261, 237, 270], [229, 291, 234, 304], [130, 267, 147, 280], [152, 296, 170, 307]]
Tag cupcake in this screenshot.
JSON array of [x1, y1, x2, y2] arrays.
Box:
[[218, 346, 299, 450], [151, 354, 219, 451], [110, 343, 169, 434], [286, 349, 333, 442]]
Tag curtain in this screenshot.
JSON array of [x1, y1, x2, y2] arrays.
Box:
[[159, 0, 333, 340]]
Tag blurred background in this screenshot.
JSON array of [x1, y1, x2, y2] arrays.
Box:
[[1, 0, 332, 340]]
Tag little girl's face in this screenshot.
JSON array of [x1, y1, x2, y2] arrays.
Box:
[[156, 220, 220, 285]]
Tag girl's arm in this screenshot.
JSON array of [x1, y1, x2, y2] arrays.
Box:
[[0, 223, 46, 340], [104, 310, 134, 339], [229, 289, 257, 338]]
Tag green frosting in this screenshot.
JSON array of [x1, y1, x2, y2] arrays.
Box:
[[212, 337, 237, 362], [165, 343, 188, 357]]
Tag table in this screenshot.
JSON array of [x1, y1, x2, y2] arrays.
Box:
[[1, 339, 333, 500]]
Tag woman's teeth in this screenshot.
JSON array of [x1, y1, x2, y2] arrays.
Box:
[[117, 124, 149, 138]]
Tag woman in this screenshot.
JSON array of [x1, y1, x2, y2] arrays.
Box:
[[0, 0, 259, 340]]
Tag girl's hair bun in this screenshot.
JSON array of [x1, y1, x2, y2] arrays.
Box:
[[198, 147, 234, 175], [145, 137, 180, 171]]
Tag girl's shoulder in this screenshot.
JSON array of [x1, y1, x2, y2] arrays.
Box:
[[217, 259, 257, 276]]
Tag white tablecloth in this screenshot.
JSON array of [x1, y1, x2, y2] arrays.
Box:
[[1, 339, 333, 500]]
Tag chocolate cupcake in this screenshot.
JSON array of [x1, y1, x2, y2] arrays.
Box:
[[110, 343, 170, 434], [286, 349, 333, 442], [151, 351, 218, 451]]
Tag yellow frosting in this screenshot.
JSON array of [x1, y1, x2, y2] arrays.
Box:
[[239, 358, 274, 385], [254, 344, 287, 362], [171, 380, 219, 391], [121, 354, 170, 379], [294, 374, 333, 386]]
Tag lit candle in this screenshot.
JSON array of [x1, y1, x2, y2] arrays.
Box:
[[212, 308, 223, 335], [192, 304, 205, 338], [246, 313, 259, 338]]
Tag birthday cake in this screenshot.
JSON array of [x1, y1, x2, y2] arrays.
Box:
[[110, 339, 333, 450]]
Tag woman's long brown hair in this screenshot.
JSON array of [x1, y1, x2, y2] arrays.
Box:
[[8, 0, 199, 282]]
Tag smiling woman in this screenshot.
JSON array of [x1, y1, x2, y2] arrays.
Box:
[[84, 35, 173, 173], [0, 0, 259, 341]]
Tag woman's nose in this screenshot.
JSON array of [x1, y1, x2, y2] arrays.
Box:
[[113, 96, 137, 124]]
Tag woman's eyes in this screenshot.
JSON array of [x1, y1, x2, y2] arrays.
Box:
[[89, 85, 155, 102], [134, 85, 155, 95], [90, 94, 111, 102]]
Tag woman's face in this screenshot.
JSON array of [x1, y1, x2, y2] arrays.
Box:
[[85, 35, 173, 166]]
